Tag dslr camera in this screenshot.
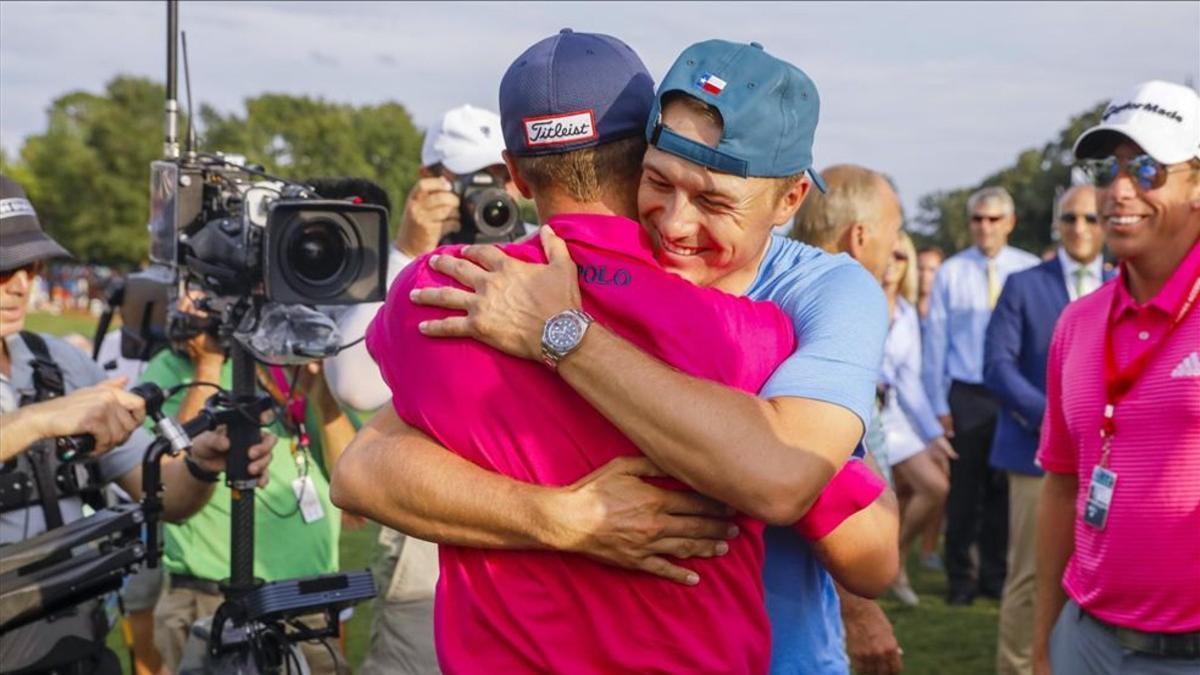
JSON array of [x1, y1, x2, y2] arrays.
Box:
[[443, 169, 522, 245]]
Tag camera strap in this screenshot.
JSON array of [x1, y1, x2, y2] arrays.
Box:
[[5, 333, 107, 523], [18, 332, 67, 530]]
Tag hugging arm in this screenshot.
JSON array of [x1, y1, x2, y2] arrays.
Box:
[[331, 406, 739, 585]]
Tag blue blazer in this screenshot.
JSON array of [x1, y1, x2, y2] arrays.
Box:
[[982, 257, 1112, 475]]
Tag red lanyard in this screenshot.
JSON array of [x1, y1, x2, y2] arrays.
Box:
[[1100, 269, 1200, 439], [268, 365, 310, 449]]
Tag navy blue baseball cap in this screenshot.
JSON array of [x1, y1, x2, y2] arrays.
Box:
[[499, 29, 655, 157], [646, 40, 826, 191]]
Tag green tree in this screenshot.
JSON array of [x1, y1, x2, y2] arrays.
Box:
[[913, 102, 1107, 255], [15, 76, 170, 266], [200, 95, 422, 236]]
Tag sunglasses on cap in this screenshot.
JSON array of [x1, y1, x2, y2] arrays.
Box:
[[1059, 211, 1099, 225], [0, 261, 43, 284], [1081, 154, 1195, 192]]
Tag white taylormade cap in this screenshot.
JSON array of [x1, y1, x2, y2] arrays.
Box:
[[1074, 80, 1200, 165], [420, 104, 507, 174]]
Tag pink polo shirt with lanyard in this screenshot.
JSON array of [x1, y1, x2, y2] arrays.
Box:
[[1037, 236, 1200, 633]]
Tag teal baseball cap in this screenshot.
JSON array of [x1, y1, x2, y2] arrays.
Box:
[[645, 39, 826, 191]]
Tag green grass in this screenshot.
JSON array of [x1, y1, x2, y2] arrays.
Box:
[[339, 521, 379, 668], [876, 553, 1000, 674], [23, 309, 103, 338], [34, 311, 996, 672]]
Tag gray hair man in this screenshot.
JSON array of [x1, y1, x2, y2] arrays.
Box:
[[922, 185, 1039, 606]]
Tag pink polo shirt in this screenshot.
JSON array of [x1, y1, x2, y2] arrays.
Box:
[[1037, 237, 1200, 633], [368, 214, 796, 673]]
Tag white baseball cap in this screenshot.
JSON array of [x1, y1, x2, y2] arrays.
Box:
[[420, 104, 507, 175], [1074, 80, 1200, 165]]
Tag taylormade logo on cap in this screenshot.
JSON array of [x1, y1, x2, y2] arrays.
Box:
[[1074, 80, 1200, 165], [523, 110, 598, 147], [1102, 100, 1185, 124]]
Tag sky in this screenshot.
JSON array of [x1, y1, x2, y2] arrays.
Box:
[[1, 1, 1197, 216]]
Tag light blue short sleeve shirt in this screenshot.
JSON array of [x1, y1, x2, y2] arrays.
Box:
[[746, 236, 889, 674]]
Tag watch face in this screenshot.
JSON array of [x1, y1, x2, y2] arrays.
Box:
[[546, 315, 583, 352]]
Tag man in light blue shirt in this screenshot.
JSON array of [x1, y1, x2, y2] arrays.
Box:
[[922, 186, 1039, 605]]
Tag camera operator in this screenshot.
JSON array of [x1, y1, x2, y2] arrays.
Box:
[[317, 104, 518, 675], [144, 293, 358, 675], [0, 175, 275, 675]]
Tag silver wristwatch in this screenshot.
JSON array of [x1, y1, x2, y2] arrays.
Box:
[[541, 309, 594, 369]]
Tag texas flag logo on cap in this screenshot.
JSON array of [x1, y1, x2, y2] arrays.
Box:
[[695, 72, 727, 96]]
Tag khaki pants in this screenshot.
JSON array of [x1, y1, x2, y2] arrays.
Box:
[[997, 472, 1043, 675], [359, 528, 441, 675], [154, 585, 345, 675]]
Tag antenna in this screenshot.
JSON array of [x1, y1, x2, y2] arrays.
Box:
[[181, 30, 197, 157], [163, 0, 180, 159]]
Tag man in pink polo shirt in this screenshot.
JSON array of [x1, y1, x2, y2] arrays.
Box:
[[1033, 80, 1200, 675]]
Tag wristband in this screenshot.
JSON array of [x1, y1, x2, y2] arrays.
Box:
[[793, 459, 886, 541], [184, 456, 221, 483]]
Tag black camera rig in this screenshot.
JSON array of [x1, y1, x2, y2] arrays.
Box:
[[0, 381, 375, 670]]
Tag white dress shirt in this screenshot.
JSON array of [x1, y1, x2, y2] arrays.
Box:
[[921, 245, 1040, 416]]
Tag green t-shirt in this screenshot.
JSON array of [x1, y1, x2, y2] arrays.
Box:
[[141, 350, 341, 581]]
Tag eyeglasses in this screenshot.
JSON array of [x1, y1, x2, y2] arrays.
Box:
[[1081, 154, 1197, 192], [970, 214, 1006, 224], [1059, 211, 1099, 225], [0, 261, 43, 284]]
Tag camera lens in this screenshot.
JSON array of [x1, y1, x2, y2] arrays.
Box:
[[288, 220, 348, 284], [481, 199, 513, 230]]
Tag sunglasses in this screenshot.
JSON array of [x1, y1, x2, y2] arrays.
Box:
[[1081, 154, 1195, 191], [892, 251, 909, 262], [0, 261, 43, 284], [970, 214, 1006, 224], [1059, 211, 1099, 225]]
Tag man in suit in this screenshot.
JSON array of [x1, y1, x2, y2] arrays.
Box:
[[983, 185, 1107, 675]]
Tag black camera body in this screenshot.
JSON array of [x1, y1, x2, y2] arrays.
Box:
[[443, 170, 522, 245], [151, 158, 387, 305], [120, 158, 389, 361]]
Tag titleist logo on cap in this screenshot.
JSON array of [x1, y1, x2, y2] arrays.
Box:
[[523, 110, 598, 147], [0, 198, 36, 220]]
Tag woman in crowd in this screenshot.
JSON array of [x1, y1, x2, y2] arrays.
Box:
[[879, 232, 956, 606]]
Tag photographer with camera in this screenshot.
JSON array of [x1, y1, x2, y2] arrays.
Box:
[[0, 175, 275, 675], [324, 104, 523, 413], [321, 105, 521, 675], [143, 292, 358, 675]]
